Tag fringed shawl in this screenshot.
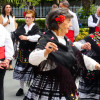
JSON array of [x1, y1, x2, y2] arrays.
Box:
[[35, 30, 86, 97]]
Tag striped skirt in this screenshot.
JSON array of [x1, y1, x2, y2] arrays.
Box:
[[13, 65, 33, 81], [23, 74, 76, 100], [13, 59, 33, 81], [78, 70, 100, 100]]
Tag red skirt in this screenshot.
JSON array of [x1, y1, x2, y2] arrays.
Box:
[[65, 30, 74, 42]]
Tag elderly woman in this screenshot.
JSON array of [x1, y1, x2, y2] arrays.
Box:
[[0, 24, 14, 100], [23, 8, 100, 100], [78, 33, 100, 100], [13, 10, 41, 96]]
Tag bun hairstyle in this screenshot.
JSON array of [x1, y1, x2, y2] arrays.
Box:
[[47, 8, 73, 30]]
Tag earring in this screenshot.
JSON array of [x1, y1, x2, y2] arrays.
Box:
[[58, 28, 61, 33]]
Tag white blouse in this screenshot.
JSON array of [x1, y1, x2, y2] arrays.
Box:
[[29, 32, 97, 71], [24, 23, 40, 42], [2, 15, 15, 33], [88, 14, 100, 27], [69, 10, 79, 37], [0, 24, 14, 60]]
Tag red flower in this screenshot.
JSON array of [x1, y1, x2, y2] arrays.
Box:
[[96, 33, 99, 36], [43, 32, 45, 35], [90, 34, 95, 38], [51, 36, 54, 40], [55, 15, 65, 23], [23, 11, 26, 17], [98, 43, 100, 47]]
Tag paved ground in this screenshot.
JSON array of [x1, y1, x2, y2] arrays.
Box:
[[4, 60, 28, 100]]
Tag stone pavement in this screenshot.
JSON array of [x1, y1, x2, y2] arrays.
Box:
[[4, 60, 28, 100]]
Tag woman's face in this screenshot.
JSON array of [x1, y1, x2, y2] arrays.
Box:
[[25, 13, 34, 26], [58, 18, 72, 36], [5, 5, 11, 13]]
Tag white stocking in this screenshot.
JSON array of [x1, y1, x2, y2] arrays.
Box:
[[20, 80, 24, 90]]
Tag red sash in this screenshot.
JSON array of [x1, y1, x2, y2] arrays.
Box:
[[95, 26, 100, 32], [65, 30, 74, 42], [0, 46, 5, 59]]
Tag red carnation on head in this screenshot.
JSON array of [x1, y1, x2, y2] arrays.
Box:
[[23, 11, 26, 17], [55, 15, 65, 24]]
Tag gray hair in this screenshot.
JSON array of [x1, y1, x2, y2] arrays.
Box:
[[52, 4, 58, 8], [47, 8, 73, 30], [60, 0, 70, 7]]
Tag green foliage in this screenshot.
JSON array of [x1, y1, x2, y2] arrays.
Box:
[[20, 0, 40, 8], [77, 4, 97, 19], [75, 28, 89, 41], [16, 19, 25, 26], [16, 18, 45, 29], [35, 19, 45, 29]]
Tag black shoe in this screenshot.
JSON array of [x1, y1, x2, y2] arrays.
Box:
[[16, 88, 24, 96]]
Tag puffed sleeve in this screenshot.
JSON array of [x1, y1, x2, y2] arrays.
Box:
[[83, 54, 98, 71], [29, 49, 47, 66], [71, 12, 79, 37], [88, 15, 99, 27], [5, 30, 14, 60]]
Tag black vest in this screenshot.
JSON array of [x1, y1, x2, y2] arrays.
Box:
[[89, 14, 98, 34]]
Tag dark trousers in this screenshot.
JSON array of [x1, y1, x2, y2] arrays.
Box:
[[0, 69, 6, 100]]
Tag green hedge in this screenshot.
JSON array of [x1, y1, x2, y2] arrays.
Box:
[[16, 18, 45, 29]]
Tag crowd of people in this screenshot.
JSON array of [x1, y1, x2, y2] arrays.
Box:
[[0, 0, 100, 100]]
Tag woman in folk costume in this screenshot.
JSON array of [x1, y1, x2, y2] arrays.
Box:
[[0, 24, 14, 100], [23, 8, 100, 100], [78, 32, 100, 100], [13, 10, 41, 96]]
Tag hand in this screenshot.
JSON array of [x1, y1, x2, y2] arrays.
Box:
[[0, 62, 7, 69], [3, 59, 10, 67], [81, 42, 91, 50], [44, 42, 58, 57], [0, 59, 10, 69], [95, 63, 100, 70], [19, 35, 28, 40], [97, 23, 99, 27], [0, 63, 5, 69], [7, 19, 10, 24]]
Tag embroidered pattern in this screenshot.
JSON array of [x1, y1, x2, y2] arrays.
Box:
[[19, 48, 31, 63], [90, 32, 100, 47]]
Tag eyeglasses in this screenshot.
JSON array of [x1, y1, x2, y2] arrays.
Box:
[[25, 17, 32, 19]]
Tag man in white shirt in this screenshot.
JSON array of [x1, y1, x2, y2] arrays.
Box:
[[88, 7, 100, 34], [59, 0, 79, 42], [0, 24, 14, 100]]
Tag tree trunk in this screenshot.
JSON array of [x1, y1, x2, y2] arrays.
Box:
[[81, 0, 95, 16], [57, 0, 59, 4]]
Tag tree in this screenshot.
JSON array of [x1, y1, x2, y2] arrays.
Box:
[[81, 0, 95, 15]]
